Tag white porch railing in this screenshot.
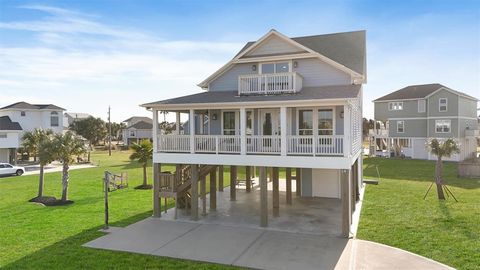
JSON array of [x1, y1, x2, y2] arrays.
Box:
[[238, 72, 303, 95], [246, 136, 281, 154], [287, 135, 344, 156], [158, 134, 344, 156]]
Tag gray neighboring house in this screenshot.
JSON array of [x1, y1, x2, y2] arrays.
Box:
[[122, 117, 153, 146], [64, 112, 92, 128], [371, 83, 479, 161]]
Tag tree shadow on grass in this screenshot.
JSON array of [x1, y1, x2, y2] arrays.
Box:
[[2, 211, 239, 270], [363, 157, 480, 189], [437, 202, 478, 240]]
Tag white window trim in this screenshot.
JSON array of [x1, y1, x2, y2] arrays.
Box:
[[439, 98, 448, 112], [388, 101, 403, 111], [296, 107, 336, 136], [396, 120, 405, 133], [435, 119, 451, 133], [259, 60, 292, 74], [221, 110, 239, 135], [418, 99, 426, 113]]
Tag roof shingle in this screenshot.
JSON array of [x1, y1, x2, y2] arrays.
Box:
[[374, 84, 478, 101], [0, 116, 22, 131]]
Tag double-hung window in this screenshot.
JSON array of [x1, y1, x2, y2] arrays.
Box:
[[397, 120, 405, 133], [318, 109, 334, 135], [50, 112, 59, 127], [439, 98, 447, 112], [298, 109, 313, 135], [223, 111, 237, 135], [418, 100, 426, 113], [388, 102, 403, 111], [435, 120, 450, 133]]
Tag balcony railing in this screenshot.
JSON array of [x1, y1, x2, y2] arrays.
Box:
[[238, 72, 303, 95], [157, 135, 344, 156]]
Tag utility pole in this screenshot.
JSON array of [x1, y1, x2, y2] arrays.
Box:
[[108, 106, 112, 156]]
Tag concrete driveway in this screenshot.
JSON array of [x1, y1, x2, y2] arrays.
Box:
[[84, 218, 453, 270]]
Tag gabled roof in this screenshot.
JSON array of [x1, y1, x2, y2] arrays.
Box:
[[374, 83, 478, 102], [199, 29, 366, 88], [122, 116, 152, 124], [0, 116, 22, 131], [127, 120, 153, 130], [0, 101, 65, 111], [142, 85, 361, 109]]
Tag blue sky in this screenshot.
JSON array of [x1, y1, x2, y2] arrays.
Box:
[[0, 0, 479, 122]]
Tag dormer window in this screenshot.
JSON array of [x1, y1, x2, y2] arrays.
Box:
[[439, 98, 447, 112], [260, 62, 290, 74], [50, 111, 59, 127]]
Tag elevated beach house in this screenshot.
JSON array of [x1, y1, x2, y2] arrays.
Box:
[[370, 84, 478, 161], [142, 30, 366, 237]]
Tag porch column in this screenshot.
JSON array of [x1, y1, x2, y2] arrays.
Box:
[[189, 109, 195, 153], [152, 109, 159, 153], [240, 107, 246, 155], [296, 168, 301, 196], [259, 167, 268, 227], [245, 166, 251, 193], [272, 167, 279, 217], [230, 165, 237, 201], [286, 167, 292, 205], [153, 163, 161, 217], [201, 175, 206, 216], [218, 165, 224, 191], [199, 113, 204, 134], [210, 170, 217, 210], [280, 106, 287, 156], [191, 164, 199, 220], [343, 105, 351, 157], [341, 169, 352, 237], [176, 112, 181, 134]]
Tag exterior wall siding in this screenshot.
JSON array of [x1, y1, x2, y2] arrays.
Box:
[[427, 118, 458, 138], [244, 35, 304, 56], [374, 99, 427, 121], [0, 110, 64, 133], [209, 63, 256, 92], [292, 58, 351, 87], [427, 89, 458, 117], [300, 168, 312, 197], [458, 96, 478, 118], [388, 119, 427, 137]]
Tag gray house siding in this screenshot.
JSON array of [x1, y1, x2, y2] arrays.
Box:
[[209, 63, 256, 91], [458, 118, 478, 137], [335, 105, 344, 135], [292, 58, 351, 87], [427, 89, 458, 117], [374, 99, 427, 121], [458, 96, 477, 118], [244, 35, 305, 57], [389, 119, 427, 137]]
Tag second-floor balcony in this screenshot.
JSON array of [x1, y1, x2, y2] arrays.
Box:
[[238, 72, 303, 95]]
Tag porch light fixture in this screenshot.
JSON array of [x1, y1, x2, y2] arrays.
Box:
[[293, 61, 298, 68], [252, 64, 257, 71], [212, 113, 217, 120], [340, 111, 344, 119]]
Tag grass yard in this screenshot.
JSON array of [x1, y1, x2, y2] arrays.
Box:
[[358, 157, 480, 270], [0, 150, 240, 269]]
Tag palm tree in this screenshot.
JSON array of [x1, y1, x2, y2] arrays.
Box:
[[129, 139, 153, 188], [427, 138, 459, 200], [35, 137, 55, 199], [51, 132, 87, 202], [22, 129, 53, 162]]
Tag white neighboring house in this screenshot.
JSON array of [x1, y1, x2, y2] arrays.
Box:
[[142, 29, 366, 237], [122, 117, 153, 146], [0, 102, 66, 163], [64, 112, 92, 128]]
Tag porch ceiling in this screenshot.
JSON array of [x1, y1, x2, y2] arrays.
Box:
[[142, 85, 360, 109]]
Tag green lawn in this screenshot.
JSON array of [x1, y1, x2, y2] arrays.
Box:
[[0, 150, 239, 269], [358, 157, 480, 270]]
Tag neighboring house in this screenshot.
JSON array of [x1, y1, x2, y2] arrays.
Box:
[[142, 29, 366, 237], [64, 112, 92, 128], [0, 102, 65, 163], [122, 117, 153, 146], [370, 84, 479, 161]]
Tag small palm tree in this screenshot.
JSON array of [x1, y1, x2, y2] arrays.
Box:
[[35, 137, 55, 198], [51, 132, 87, 202], [427, 138, 459, 200], [22, 129, 53, 162], [129, 139, 153, 188]]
